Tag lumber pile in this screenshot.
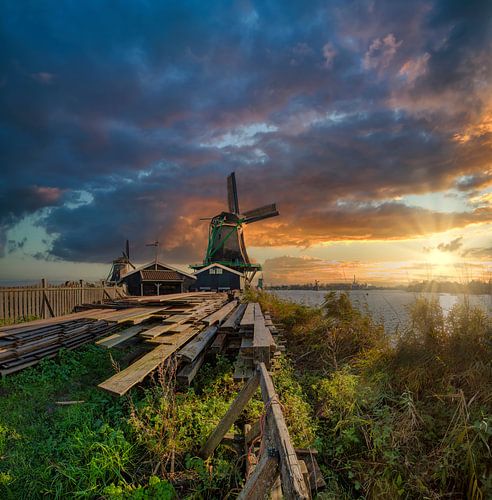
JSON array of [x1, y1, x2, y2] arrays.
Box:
[[233, 302, 277, 380], [0, 315, 120, 375], [0, 292, 229, 378], [97, 293, 234, 395]]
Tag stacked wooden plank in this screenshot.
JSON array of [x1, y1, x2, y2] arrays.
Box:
[[233, 303, 276, 380], [98, 294, 232, 395], [0, 315, 120, 375], [0, 292, 228, 377]]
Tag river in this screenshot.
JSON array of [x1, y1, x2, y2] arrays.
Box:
[[271, 289, 492, 333]]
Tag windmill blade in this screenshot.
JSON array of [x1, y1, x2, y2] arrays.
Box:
[[227, 172, 240, 214], [125, 239, 130, 260], [242, 203, 279, 224]]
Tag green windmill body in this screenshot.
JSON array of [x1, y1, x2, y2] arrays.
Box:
[[193, 173, 279, 283]]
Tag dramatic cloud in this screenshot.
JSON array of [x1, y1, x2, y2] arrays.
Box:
[[1, 0, 491, 268]]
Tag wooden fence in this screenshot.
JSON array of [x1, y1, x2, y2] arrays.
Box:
[[0, 279, 127, 321]]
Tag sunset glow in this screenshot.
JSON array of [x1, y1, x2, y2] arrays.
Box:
[[0, 1, 491, 285]]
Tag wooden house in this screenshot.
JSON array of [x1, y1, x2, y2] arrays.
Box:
[[119, 260, 196, 296], [193, 263, 245, 291]]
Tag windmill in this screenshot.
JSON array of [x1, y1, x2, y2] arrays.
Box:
[[192, 172, 279, 283], [107, 240, 136, 283]]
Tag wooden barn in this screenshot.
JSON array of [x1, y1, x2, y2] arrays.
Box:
[[193, 263, 245, 291], [119, 260, 196, 296]]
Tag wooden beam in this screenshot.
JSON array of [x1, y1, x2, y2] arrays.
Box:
[[176, 350, 206, 385], [245, 418, 261, 444], [202, 300, 238, 326], [199, 372, 260, 458], [237, 451, 280, 500], [98, 327, 199, 396], [253, 310, 276, 368], [240, 302, 256, 328], [209, 332, 227, 354], [178, 326, 218, 363], [258, 363, 309, 500], [220, 303, 247, 331], [96, 325, 144, 348]]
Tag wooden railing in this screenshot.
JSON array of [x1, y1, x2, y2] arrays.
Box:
[[0, 279, 127, 321]]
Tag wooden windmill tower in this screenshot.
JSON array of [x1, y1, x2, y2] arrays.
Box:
[[192, 172, 279, 283]]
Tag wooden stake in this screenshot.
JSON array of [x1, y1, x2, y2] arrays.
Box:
[[199, 372, 260, 458]]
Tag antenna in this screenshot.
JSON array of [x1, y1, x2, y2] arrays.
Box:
[[146, 240, 159, 264]]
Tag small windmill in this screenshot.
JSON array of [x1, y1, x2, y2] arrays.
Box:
[[107, 240, 136, 283], [193, 172, 279, 282]]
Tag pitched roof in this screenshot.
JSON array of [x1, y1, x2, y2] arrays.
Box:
[[120, 260, 196, 281], [140, 270, 183, 281], [193, 263, 244, 277]]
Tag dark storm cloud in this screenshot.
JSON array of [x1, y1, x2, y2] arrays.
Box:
[[1, 0, 491, 262]]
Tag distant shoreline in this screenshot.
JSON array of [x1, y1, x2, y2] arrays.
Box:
[[267, 280, 492, 295]]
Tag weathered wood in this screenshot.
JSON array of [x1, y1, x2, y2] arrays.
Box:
[[98, 327, 200, 396], [258, 363, 309, 500], [0, 282, 126, 321], [233, 353, 254, 381], [209, 332, 227, 354], [96, 325, 145, 348], [253, 311, 276, 368], [237, 451, 280, 500], [245, 419, 261, 444], [202, 300, 238, 326], [176, 351, 207, 385], [199, 372, 260, 458], [295, 449, 325, 491], [178, 326, 218, 363], [240, 302, 256, 328], [220, 303, 247, 331]]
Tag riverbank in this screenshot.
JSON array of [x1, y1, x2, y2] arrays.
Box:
[[273, 289, 492, 332], [249, 290, 492, 498], [1, 291, 491, 498]]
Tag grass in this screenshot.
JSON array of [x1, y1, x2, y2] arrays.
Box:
[[1, 293, 491, 498], [248, 289, 492, 499]]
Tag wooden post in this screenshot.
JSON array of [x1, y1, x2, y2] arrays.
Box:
[[41, 278, 47, 319], [79, 279, 84, 305], [237, 450, 280, 500], [258, 363, 309, 499], [199, 372, 260, 458]]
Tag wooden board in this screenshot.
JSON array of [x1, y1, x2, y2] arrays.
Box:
[[202, 300, 238, 326], [258, 363, 309, 499], [98, 327, 200, 396], [178, 326, 218, 363], [96, 326, 145, 348], [240, 303, 256, 328], [220, 303, 247, 331], [209, 333, 227, 354], [177, 351, 207, 385], [253, 310, 276, 368]]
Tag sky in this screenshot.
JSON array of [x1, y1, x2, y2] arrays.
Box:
[[1, 0, 491, 286]]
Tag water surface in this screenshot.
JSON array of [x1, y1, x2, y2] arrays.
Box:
[[272, 289, 492, 332]]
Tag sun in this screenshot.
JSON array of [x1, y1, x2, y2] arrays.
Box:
[[425, 249, 457, 272]]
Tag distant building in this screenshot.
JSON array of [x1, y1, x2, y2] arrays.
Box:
[[193, 263, 245, 291], [119, 260, 196, 296]]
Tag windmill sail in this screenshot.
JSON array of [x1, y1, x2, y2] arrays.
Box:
[[195, 171, 279, 283], [242, 203, 279, 224], [227, 172, 240, 214]]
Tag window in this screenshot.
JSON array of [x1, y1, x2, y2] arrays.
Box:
[[209, 267, 223, 275]]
